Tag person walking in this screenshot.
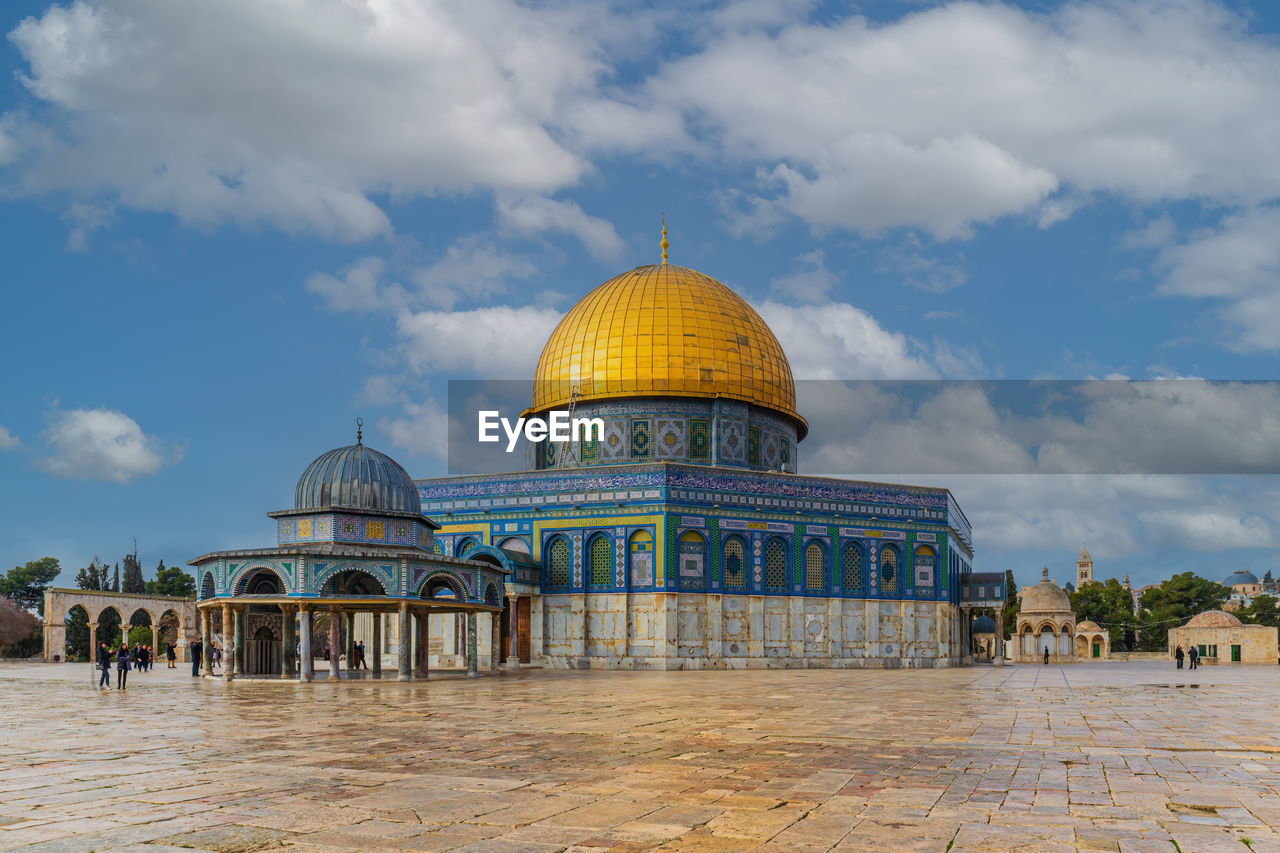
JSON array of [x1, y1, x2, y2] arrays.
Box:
[[97, 641, 112, 689], [190, 640, 203, 677], [1188, 645, 1199, 670], [211, 644, 222, 671], [166, 642, 176, 669], [355, 641, 367, 670], [1043, 647, 1050, 665], [116, 643, 131, 690], [1175, 645, 1185, 669]]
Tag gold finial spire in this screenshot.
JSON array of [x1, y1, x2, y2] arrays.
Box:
[[356, 417, 363, 445], [660, 214, 668, 264]]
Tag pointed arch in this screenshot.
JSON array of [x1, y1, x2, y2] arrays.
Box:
[[629, 529, 654, 587], [841, 541, 864, 595], [722, 535, 747, 591], [677, 529, 707, 591], [586, 532, 614, 589], [544, 535, 572, 589], [803, 539, 828, 593], [879, 543, 900, 593], [764, 536, 788, 591]]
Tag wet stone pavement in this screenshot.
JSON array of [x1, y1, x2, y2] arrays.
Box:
[[1, 661, 1279, 852]]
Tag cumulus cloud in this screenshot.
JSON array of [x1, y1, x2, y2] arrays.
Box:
[[878, 237, 969, 293], [756, 300, 941, 379], [379, 397, 449, 462], [411, 237, 538, 310], [496, 196, 625, 262], [3, 0, 652, 240], [36, 407, 180, 482], [305, 256, 385, 313], [396, 304, 561, 377], [1155, 206, 1280, 350], [654, 0, 1280, 237], [0, 427, 20, 451], [769, 249, 836, 302]]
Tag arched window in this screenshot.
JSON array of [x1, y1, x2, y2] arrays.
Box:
[[678, 530, 707, 590], [765, 538, 787, 591], [913, 545, 936, 590], [455, 537, 479, 557], [841, 543, 862, 594], [484, 583, 500, 606], [880, 545, 898, 592], [587, 534, 613, 588], [629, 530, 653, 587], [546, 537, 571, 588], [723, 537, 746, 590], [804, 541, 825, 592], [200, 572, 215, 600]]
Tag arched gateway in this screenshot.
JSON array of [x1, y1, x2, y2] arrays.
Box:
[[43, 589, 198, 662], [188, 425, 505, 681]]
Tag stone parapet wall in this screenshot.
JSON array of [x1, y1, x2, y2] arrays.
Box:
[[530, 592, 960, 669]]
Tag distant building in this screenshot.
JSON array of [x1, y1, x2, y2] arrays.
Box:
[[1073, 620, 1110, 661], [1014, 568, 1076, 663], [1168, 610, 1277, 664], [1076, 546, 1093, 585], [1223, 570, 1263, 611]]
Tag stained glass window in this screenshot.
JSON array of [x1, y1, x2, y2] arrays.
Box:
[[548, 538, 570, 587], [589, 535, 613, 587], [765, 538, 787, 590], [842, 543, 862, 593], [724, 539, 745, 589], [805, 541, 824, 591], [881, 545, 898, 592]]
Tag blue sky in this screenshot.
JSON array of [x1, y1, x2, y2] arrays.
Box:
[[2, 0, 1280, 593]]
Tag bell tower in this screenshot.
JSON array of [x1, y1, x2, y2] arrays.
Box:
[[1077, 546, 1093, 585]]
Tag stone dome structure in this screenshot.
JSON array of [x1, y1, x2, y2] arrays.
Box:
[[527, 263, 806, 438], [1075, 620, 1103, 632], [294, 431, 422, 516], [1020, 568, 1072, 613], [1223, 570, 1260, 587], [1185, 610, 1243, 629]]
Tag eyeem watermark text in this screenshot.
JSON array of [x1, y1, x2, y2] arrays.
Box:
[[478, 410, 604, 452]]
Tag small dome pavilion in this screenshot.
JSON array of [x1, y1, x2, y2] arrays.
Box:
[[1074, 620, 1110, 661], [189, 425, 506, 682], [1014, 568, 1076, 663]]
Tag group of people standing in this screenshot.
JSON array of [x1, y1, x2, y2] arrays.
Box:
[[1174, 644, 1200, 669], [186, 640, 223, 677], [95, 639, 194, 688]]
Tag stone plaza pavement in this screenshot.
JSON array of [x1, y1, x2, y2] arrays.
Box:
[[1, 662, 1279, 853]]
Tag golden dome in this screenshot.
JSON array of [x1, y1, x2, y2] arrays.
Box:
[[527, 264, 806, 438]]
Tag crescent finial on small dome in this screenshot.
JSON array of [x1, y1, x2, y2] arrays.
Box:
[[660, 214, 668, 264]]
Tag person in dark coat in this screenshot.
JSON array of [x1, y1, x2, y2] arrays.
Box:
[[166, 642, 176, 668], [1175, 645, 1185, 669], [97, 641, 112, 689], [116, 644, 131, 690], [1188, 645, 1199, 670], [1043, 647, 1050, 665], [190, 640, 203, 676]]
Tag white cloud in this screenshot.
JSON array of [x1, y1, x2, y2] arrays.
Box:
[[878, 237, 969, 293], [36, 407, 180, 482], [305, 256, 385, 313], [496, 196, 624, 262], [653, 0, 1280, 237], [396, 304, 561, 377], [1122, 214, 1177, 251], [3, 0, 642, 240], [756, 300, 941, 379], [379, 397, 449, 462], [1155, 206, 1280, 350], [0, 427, 20, 451], [60, 201, 112, 252], [410, 237, 537, 310], [769, 249, 836, 302]]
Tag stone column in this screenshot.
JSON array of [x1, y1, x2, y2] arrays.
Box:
[[994, 609, 1005, 667], [221, 602, 234, 681], [280, 605, 295, 678], [344, 612, 355, 665], [490, 611, 500, 672], [372, 612, 382, 679], [507, 596, 520, 668], [151, 625, 159, 662], [201, 609, 213, 676], [467, 611, 480, 678], [88, 623, 97, 667], [232, 608, 244, 675], [328, 607, 342, 679], [397, 601, 412, 682], [299, 606, 314, 682], [417, 609, 430, 678]]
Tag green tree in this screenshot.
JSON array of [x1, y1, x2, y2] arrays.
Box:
[[1000, 569, 1019, 634], [1, 557, 62, 616], [1135, 572, 1230, 651], [121, 546, 145, 594], [150, 562, 196, 598], [1069, 578, 1135, 651], [112, 563, 120, 593], [1238, 594, 1280, 628], [0, 597, 41, 657]]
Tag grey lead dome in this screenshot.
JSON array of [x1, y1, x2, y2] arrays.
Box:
[[294, 442, 421, 515]]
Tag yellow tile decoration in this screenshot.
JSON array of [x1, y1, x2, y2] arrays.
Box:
[[366, 520, 386, 539], [526, 264, 807, 438], [297, 519, 312, 538]]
